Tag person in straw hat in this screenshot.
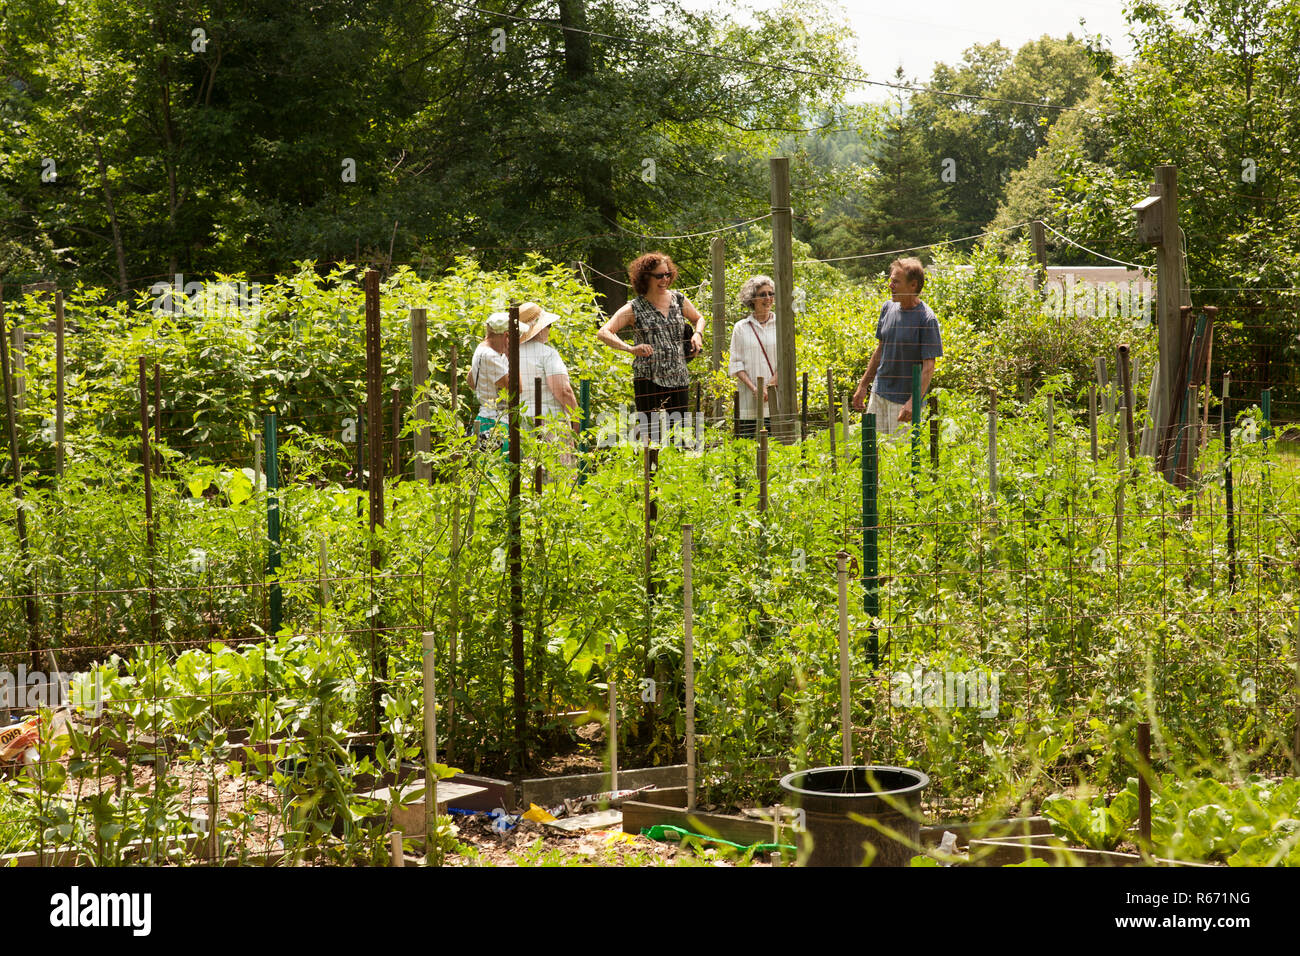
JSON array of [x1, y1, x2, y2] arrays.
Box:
[[468, 310, 520, 443], [517, 301, 579, 438]]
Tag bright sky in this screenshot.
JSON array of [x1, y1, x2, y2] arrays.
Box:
[[682, 0, 1147, 98]]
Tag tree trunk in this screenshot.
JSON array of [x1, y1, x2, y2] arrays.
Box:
[[558, 0, 625, 314]]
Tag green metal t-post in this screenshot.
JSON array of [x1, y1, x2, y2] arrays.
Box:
[[578, 378, 591, 484], [265, 411, 282, 635], [911, 363, 922, 483], [862, 411, 879, 668]]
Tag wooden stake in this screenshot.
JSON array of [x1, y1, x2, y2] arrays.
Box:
[[448, 488, 462, 760], [254, 433, 263, 493], [929, 394, 939, 469], [11, 324, 23, 411], [1088, 383, 1098, 463], [0, 290, 50, 671], [770, 157, 796, 443], [800, 371, 808, 443], [837, 551, 851, 765], [710, 236, 725, 421], [153, 362, 161, 475], [1199, 314, 1215, 457], [842, 390, 851, 457], [1118, 344, 1136, 460], [507, 306, 525, 764], [1096, 357, 1110, 418], [390, 383, 401, 479], [411, 308, 431, 481], [207, 782, 220, 861], [319, 537, 329, 605], [390, 831, 404, 867], [1117, 406, 1127, 583], [1137, 722, 1151, 849], [987, 396, 998, 497], [55, 292, 65, 477], [1046, 393, 1055, 458], [606, 641, 618, 792], [1223, 373, 1236, 591], [54, 291, 65, 649], [365, 270, 387, 733], [139, 358, 159, 647], [1030, 220, 1048, 291], [826, 369, 837, 472], [1293, 606, 1299, 767], [683, 525, 696, 812], [422, 630, 440, 864]]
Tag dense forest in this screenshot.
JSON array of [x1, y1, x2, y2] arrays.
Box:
[[2, 0, 1299, 305]]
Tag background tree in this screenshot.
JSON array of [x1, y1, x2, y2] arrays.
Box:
[[0, 0, 855, 307]]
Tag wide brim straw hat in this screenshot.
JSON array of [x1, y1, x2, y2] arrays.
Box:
[[518, 302, 560, 343]]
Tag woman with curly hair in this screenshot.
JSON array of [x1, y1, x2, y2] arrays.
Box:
[[597, 252, 704, 441]]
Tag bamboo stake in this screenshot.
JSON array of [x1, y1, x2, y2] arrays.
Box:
[[683, 525, 696, 812], [837, 551, 851, 764], [390, 831, 404, 867]]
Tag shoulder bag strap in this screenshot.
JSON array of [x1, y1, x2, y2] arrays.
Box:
[[748, 319, 775, 379]]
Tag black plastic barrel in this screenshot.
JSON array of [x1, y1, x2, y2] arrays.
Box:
[[779, 765, 930, 867]]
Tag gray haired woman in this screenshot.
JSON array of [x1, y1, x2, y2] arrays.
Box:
[[728, 275, 779, 438]]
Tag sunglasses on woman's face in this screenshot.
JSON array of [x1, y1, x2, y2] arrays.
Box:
[[754, 291, 775, 298], [651, 271, 673, 279]]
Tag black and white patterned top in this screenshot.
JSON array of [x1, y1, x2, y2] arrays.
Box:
[[629, 294, 690, 388]]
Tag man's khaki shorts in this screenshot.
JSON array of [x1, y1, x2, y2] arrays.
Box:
[[867, 391, 909, 438]]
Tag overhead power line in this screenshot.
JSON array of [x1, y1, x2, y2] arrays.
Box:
[[435, 1, 1088, 114]]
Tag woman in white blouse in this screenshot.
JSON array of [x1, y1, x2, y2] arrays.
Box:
[[728, 275, 779, 438], [468, 311, 513, 441]]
